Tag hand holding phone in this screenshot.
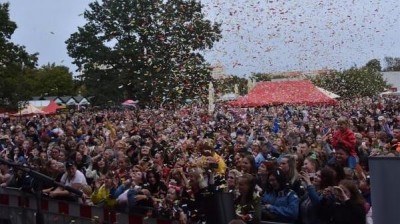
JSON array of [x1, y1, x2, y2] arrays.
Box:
[[333, 186, 349, 202]]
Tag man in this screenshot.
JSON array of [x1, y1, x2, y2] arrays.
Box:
[[47, 160, 87, 201], [332, 117, 357, 169]]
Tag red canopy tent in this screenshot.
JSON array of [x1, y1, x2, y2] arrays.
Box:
[[42, 100, 61, 115], [229, 80, 337, 107]]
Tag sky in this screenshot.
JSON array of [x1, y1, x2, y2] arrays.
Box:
[[5, 0, 400, 77]]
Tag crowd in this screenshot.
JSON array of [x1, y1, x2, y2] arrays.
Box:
[[0, 95, 399, 224]]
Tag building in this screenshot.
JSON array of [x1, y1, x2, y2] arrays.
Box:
[[210, 63, 228, 80]]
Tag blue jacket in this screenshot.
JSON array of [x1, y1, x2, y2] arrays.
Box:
[[261, 189, 299, 223]]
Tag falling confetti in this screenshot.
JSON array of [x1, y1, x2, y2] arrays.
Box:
[[200, 0, 400, 75]]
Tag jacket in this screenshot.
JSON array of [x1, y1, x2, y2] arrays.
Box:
[[261, 189, 299, 223]]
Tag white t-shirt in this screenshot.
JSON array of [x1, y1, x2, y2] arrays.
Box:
[[60, 170, 87, 187]]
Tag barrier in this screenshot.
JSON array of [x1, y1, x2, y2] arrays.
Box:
[[0, 187, 171, 224], [369, 156, 400, 224], [0, 187, 294, 224]]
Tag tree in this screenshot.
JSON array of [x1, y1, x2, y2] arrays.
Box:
[[66, 0, 222, 107], [250, 72, 272, 82], [31, 63, 75, 97], [365, 59, 382, 72], [0, 3, 38, 109], [213, 76, 247, 96], [311, 65, 389, 98], [384, 56, 400, 71]]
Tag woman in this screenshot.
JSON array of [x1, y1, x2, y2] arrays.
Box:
[[157, 185, 187, 223], [85, 157, 109, 185], [255, 160, 276, 193], [302, 155, 320, 177], [298, 167, 337, 224], [261, 169, 299, 223], [274, 137, 289, 155], [115, 166, 152, 214], [278, 154, 303, 197], [320, 180, 366, 224], [145, 168, 167, 199], [91, 172, 118, 208], [234, 173, 261, 224], [225, 169, 242, 199], [240, 154, 257, 175]]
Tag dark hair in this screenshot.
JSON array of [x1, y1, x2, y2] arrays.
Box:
[[146, 168, 161, 184], [237, 173, 256, 204], [241, 154, 257, 175], [267, 168, 288, 192], [336, 143, 350, 155], [65, 160, 76, 168], [320, 167, 337, 189], [339, 179, 365, 205], [326, 161, 345, 183]]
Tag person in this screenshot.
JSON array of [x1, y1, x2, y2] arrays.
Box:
[[225, 169, 242, 199], [234, 173, 261, 224], [144, 168, 168, 199], [255, 160, 276, 193], [91, 172, 118, 208], [46, 160, 87, 201], [198, 138, 227, 175], [278, 154, 303, 197], [261, 169, 299, 223], [240, 154, 257, 175], [157, 185, 187, 223], [319, 180, 366, 224], [332, 117, 357, 169], [0, 163, 12, 187], [331, 147, 365, 181], [298, 167, 337, 224]]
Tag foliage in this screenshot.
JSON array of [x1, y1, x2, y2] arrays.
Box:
[[66, 0, 222, 107], [250, 72, 272, 82], [365, 59, 382, 72], [32, 64, 75, 97], [0, 3, 38, 109], [311, 63, 389, 98], [213, 76, 247, 95], [384, 57, 400, 71]]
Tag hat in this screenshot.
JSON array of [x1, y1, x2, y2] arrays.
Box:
[[378, 116, 385, 121], [65, 160, 76, 169]]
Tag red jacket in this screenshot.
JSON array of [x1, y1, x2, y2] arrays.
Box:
[[332, 128, 357, 156]]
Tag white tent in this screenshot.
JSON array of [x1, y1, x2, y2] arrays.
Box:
[[13, 104, 45, 116], [316, 87, 340, 99]]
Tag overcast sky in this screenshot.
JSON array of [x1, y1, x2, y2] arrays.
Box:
[[6, 0, 400, 76]]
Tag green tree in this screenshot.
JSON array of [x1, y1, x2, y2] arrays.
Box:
[[0, 3, 38, 109], [311, 65, 388, 98], [213, 76, 247, 96], [384, 56, 400, 71], [250, 72, 272, 82], [32, 63, 75, 97], [365, 59, 382, 72], [66, 0, 221, 106]]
